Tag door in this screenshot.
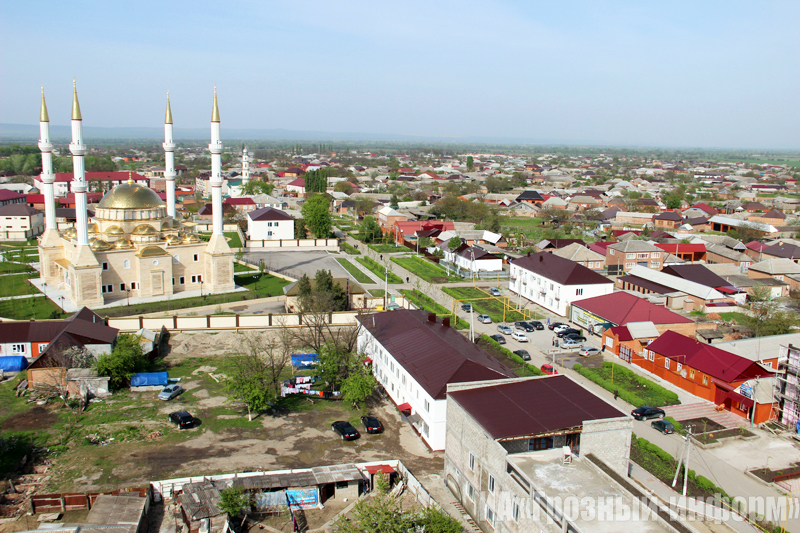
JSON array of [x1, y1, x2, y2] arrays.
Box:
[[151, 271, 164, 296]]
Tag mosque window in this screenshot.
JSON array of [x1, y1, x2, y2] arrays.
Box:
[[123, 259, 130, 269]]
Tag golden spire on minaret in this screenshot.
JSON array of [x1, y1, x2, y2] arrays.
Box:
[[211, 85, 220, 123], [165, 91, 173, 124], [127, 171, 134, 184], [71, 78, 82, 120], [40, 86, 49, 122]]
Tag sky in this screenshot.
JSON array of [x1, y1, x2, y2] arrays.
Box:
[[1, 1, 799, 149]]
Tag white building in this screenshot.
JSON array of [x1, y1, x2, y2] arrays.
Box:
[[357, 309, 515, 451], [444, 245, 503, 272], [0, 204, 44, 241], [510, 252, 614, 316], [247, 206, 294, 241]]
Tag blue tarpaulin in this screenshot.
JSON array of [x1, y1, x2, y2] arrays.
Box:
[[291, 354, 318, 368], [130, 372, 168, 387], [0, 356, 28, 372]]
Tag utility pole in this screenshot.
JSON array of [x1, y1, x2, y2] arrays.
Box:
[[672, 424, 693, 497]]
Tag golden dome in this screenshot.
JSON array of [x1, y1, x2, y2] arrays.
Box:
[[97, 182, 164, 210], [132, 224, 158, 235], [105, 225, 124, 236], [89, 238, 113, 251], [62, 227, 77, 239], [88, 223, 99, 233], [114, 238, 134, 249], [136, 246, 169, 257], [165, 234, 183, 245], [182, 234, 201, 244]]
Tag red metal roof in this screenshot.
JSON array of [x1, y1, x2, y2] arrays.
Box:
[[512, 252, 612, 287], [573, 291, 693, 326], [609, 326, 633, 342], [52, 172, 147, 182], [647, 330, 775, 383], [364, 464, 395, 475], [0, 190, 24, 201], [286, 178, 305, 187], [224, 197, 256, 205]]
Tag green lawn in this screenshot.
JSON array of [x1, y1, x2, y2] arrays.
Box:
[[442, 286, 527, 322], [0, 296, 65, 320], [234, 262, 256, 273], [368, 243, 407, 253], [356, 257, 403, 284], [717, 312, 749, 323], [391, 255, 453, 283], [199, 232, 243, 248], [0, 261, 36, 274], [369, 289, 385, 297], [0, 273, 41, 297], [340, 242, 360, 255], [1, 247, 39, 263], [573, 362, 680, 407], [335, 257, 375, 284], [399, 289, 468, 329], [500, 216, 544, 234]]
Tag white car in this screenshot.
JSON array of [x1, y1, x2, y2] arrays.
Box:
[[553, 324, 571, 334], [579, 347, 601, 357], [511, 330, 528, 342]]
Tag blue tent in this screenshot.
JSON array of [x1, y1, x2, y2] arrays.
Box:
[[0, 356, 28, 372], [291, 354, 318, 368], [130, 372, 168, 387]]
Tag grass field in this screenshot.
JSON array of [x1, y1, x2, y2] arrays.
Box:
[[0, 273, 42, 298], [0, 261, 36, 274], [442, 286, 527, 322], [391, 255, 453, 283], [368, 243, 407, 254], [340, 242, 360, 255], [0, 296, 65, 320], [399, 289, 468, 329], [2, 247, 39, 263], [335, 257, 375, 284], [234, 262, 257, 273], [199, 232, 243, 248], [356, 257, 403, 284], [500, 216, 544, 234]]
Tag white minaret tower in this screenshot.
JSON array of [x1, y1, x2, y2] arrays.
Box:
[[241, 146, 251, 187], [38, 88, 57, 234], [209, 86, 224, 237], [163, 91, 177, 219], [69, 79, 89, 247]]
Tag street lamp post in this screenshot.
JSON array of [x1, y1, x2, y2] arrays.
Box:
[[58, 296, 64, 311], [126, 288, 130, 306], [201, 280, 204, 299]]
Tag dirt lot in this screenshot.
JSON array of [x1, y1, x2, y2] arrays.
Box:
[[12, 332, 442, 493]]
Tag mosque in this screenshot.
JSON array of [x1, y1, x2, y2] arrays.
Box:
[[37, 82, 235, 308]]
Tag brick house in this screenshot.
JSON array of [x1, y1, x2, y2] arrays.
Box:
[[653, 211, 683, 229], [605, 240, 666, 275]]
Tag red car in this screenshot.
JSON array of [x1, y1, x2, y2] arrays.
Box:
[[540, 364, 558, 375]]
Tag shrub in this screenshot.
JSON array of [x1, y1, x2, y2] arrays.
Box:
[[664, 416, 684, 435]]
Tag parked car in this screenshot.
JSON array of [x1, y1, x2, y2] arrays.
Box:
[[560, 338, 583, 349], [158, 384, 183, 401], [361, 415, 384, 434], [490, 334, 506, 345], [564, 333, 587, 343], [497, 324, 513, 335], [651, 419, 675, 434], [514, 321, 534, 332], [548, 322, 566, 331], [556, 328, 580, 338], [631, 406, 666, 421], [553, 324, 571, 334], [461, 303, 473, 313], [332, 420, 361, 440], [529, 321, 545, 330], [579, 347, 601, 357], [513, 349, 531, 361], [511, 330, 528, 342], [477, 314, 492, 324], [169, 410, 195, 429], [540, 364, 558, 375], [489, 287, 501, 296]]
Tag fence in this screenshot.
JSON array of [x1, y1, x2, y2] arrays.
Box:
[[30, 487, 149, 514], [245, 238, 338, 251]]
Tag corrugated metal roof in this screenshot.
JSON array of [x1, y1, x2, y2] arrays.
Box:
[[232, 471, 317, 490], [626, 266, 726, 300], [311, 464, 364, 484], [512, 252, 612, 287]]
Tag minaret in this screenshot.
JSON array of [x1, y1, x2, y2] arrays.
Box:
[[163, 91, 177, 219], [241, 146, 251, 187], [38, 88, 57, 235], [69, 79, 90, 247], [209, 86, 224, 237]]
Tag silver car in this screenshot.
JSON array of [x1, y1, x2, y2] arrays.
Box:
[[477, 314, 492, 324], [158, 384, 183, 401], [497, 324, 513, 335]]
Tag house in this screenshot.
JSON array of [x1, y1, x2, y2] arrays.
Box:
[[705, 243, 754, 269], [0, 204, 44, 240], [761, 242, 800, 263], [707, 215, 778, 237], [284, 277, 366, 312], [251, 194, 283, 209], [197, 203, 236, 220], [356, 309, 515, 450], [614, 211, 656, 225], [534, 238, 586, 252], [376, 205, 407, 227], [749, 209, 786, 226], [653, 210, 683, 229], [34, 172, 150, 197], [285, 177, 306, 195], [179, 481, 226, 533], [741, 201, 768, 213], [393, 220, 455, 244], [704, 263, 788, 299], [686, 202, 718, 217], [605, 240, 666, 275], [514, 190, 545, 205], [0, 190, 27, 207], [509, 252, 613, 316], [247, 206, 295, 241], [223, 197, 256, 212], [551, 242, 605, 270], [284, 166, 305, 178], [616, 265, 735, 311], [603, 321, 661, 361], [445, 245, 503, 273], [443, 376, 670, 533], [748, 258, 800, 295], [571, 291, 696, 337], [654, 242, 707, 262], [643, 331, 777, 424]]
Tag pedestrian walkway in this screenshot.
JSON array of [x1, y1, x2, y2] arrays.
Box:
[[664, 403, 749, 429]]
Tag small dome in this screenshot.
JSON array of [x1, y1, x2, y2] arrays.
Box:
[[88, 223, 99, 233], [89, 238, 113, 251], [183, 234, 201, 244], [114, 238, 134, 249], [105, 225, 124, 236], [132, 224, 158, 235], [165, 234, 183, 245], [97, 181, 164, 210], [62, 227, 77, 239], [136, 245, 169, 257]]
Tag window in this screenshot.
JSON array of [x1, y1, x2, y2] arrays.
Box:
[[512, 500, 520, 522], [424, 399, 430, 412], [637, 253, 649, 259], [120, 283, 126, 292], [421, 420, 429, 437], [625, 262, 635, 268], [193, 254, 199, 262], [702, 375, 709, 385], [677, 363, 683, 372], [101, 284, 113, 293], [689, 369, 696, 379], [488, 474, 495, 494], [191, 275, 203, 283], [130, 282, 138, 290], [38, 343, 48, 352], [652, 252, 661, 258], [268, 231, 273, 237], [485, 506, 495, 528], [102, 262, 109, 270], [610, 249, 615, 255], [469, 452, 475, 471], [665, 358, 670, 369], [179, 276, 185, 285], [401, 374, 406, 385], [11, 344, 25, 354], [529, 436, 554, 450], [123, 259, 130, 269], [627, 253, 636, 259], [575, 288, 583, 296], [467, 483, 475, 502], [648, 350, 655, 361], [172, 278, 175, 286]]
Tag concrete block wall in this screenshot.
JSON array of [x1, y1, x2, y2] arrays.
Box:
[[580, 416, 633, 476]]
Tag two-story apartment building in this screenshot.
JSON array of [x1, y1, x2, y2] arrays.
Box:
[[357, 310, 515, 451], [0, 204, 44, 240], [605, 240, 665, 275], [247, 206, 294, 241], [509, 252, 613, 316]]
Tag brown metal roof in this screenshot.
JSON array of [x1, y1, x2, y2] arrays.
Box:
[[512, 252, 612, 286], [358, 310, 515, 400], [248, 206, 294, 222], [449, 375, 627, 440]]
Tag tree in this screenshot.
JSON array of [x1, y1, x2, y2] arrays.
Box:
[[295, 218, 308, 239], [94, 334, 150, 390], [304, 168, 329, 193], [448, 236, 462, 251], [240, 180, 275, 196], [466, 155, 474, 171], [359, 216, 383, 243], [662, 192, 683, 209], [218, 487, 251, 518], [301, 194, 332, 237], [315, 343, 351, 390], [340, 360, 377, 408], [743, 286, 798, 337], [333, 181, 353, 193], [389, 193, 399, 208]]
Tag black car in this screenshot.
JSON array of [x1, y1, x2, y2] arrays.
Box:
[[514, 321, 534, 332], [332, 421, 360, 440], [461, 303, 473, 313], [556, 328, 581, 338], [361, 415, 384, 434], [631, 406, 666, 421], [564, 333, 587, 343], [548, 322, 566, 331], [513, 349, 532, 361], [169, 410, 195, 429], [529, 321, 545, 330], [490, 334, 506, 345]]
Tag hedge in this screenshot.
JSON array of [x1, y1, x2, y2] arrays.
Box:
[[340, 242, 360, 255], [664, 416, 684, 435], [480, 334, 545, 376], [573, 362, 680, 407]]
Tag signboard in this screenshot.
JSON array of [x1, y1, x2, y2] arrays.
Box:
[[286, 488, 318, 509], [739, 384, 753, 399]]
